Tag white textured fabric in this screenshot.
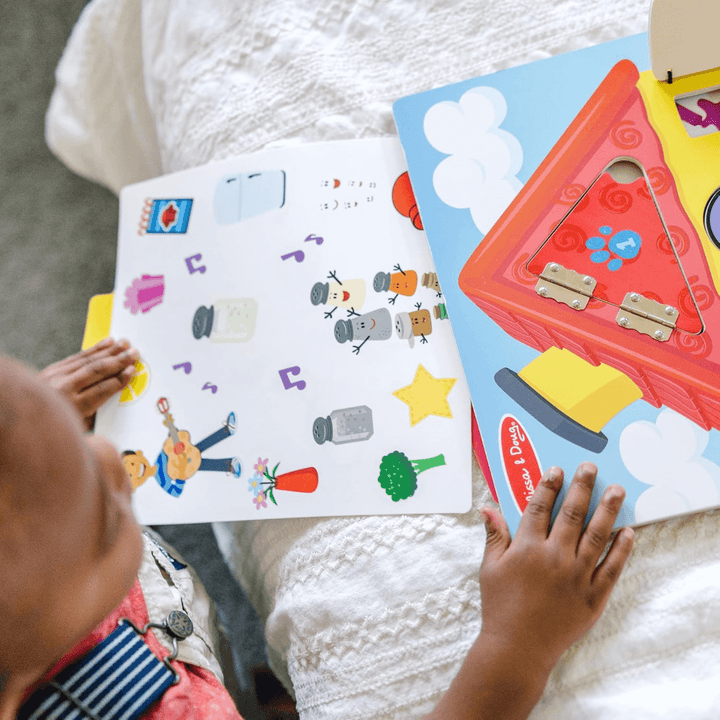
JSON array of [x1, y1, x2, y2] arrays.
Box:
[[45, 0, 162, 193], [46, 1, 720, 718]]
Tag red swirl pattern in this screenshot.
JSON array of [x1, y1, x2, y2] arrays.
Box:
[[677, 287, 696, 317], [656, 225, 689, 259], [611, 120, 642, 149], [599, 183, 632, 214], [679, 277, 716, 313], [674, 331, 712, 359], [549, 223, 586, 252], [636, 167, 671, 199], [691, 283, 716, 311], [557, 184, 585, 205], [511, 253, 537, 286]]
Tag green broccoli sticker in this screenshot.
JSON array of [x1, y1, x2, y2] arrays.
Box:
[[377, 451, 446, 501]]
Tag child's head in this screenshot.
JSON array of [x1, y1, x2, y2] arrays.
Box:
[[0, 355, 142, 703]]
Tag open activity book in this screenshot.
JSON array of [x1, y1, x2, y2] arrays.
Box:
[[393, 0, 720, 534], [90, 138, 472, 524]]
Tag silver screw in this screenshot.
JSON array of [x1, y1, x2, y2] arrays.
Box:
[[549, 264, 559, 272], [583, 276, 594, 286], [572, 299, 582, 309], [654, 330, 665, 340], [630, 293, 640, 303], [665, 306, 675, 316], [618, 317, 630, 327], [538, 287, 548, 297]]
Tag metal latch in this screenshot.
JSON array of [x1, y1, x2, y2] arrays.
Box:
[[615, 292, 678, 342], [535, 262, 597, 310]]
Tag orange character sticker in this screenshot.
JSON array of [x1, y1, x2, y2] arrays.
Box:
[[374, 264, 418, 304]]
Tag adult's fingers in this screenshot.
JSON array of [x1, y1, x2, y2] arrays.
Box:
[[74, 365, 135, 418], [577, 484, 626, 570], [515, 466, 564, 542], [549, 462, 597, 549], [591, 527, 635, 603]]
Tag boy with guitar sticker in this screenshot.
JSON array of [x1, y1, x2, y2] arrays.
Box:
[[154, 398, 242, 498]]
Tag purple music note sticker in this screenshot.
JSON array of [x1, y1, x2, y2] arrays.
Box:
[[279, 366, 306, 391], [304, 234, 324, 245], [185, 253, 207, 274], [202, 382, 218, 394], [281, 250, 305, 263], [173, 362, 192, 374]]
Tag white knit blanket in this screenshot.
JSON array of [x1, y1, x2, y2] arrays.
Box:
[[47, 1, 720, 717]]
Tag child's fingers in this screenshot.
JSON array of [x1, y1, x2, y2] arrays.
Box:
[[59, 338, 130, 375], [44, 338, 119, 371], [480, 507, 511, 565], [548, 462, 597, 549], [74, 365, 135, 418], [577, 484, 626, 570], [515, 466, 564, 541], [81, 336, 117, 354], [590, 526, 634, 602], [70, 347, 138, 392]]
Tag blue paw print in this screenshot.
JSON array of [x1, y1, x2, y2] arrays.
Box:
[[585, 226, 642, 271]]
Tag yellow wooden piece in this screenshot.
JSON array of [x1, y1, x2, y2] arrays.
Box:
[[637, 67, 720, 296], [81, 293, 114, 350], [518, 348, 643, 432]]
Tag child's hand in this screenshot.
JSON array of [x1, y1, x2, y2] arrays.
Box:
[[479, 462, 633, 676], [41, 338, 138, 430], [427, 462, 634, 720]]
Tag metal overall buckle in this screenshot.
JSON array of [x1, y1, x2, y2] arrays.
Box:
[[118, 609, 194, 685]]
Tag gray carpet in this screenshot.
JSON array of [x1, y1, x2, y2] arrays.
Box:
[[0, 2, 269, 716]]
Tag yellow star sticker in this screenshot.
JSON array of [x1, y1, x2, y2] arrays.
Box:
[[393, 364, 457, 426]]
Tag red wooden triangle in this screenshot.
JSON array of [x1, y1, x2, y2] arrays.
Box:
[[460, 60, 720, 431]]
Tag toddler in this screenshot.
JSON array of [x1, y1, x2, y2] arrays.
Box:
[[0, 339, 633, 719]]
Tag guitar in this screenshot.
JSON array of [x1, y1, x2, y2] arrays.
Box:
[[157, 397, 202, 481]]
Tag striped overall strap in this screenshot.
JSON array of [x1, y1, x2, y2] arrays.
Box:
[[18, 622, 176, 720]]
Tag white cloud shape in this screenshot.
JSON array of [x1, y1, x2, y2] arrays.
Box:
[[424, 87, 523, 234], [619, 409, 720, 524]]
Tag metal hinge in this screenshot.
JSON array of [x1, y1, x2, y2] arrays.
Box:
[[535, 262, 597, 310], [615, 292, 678, 342]]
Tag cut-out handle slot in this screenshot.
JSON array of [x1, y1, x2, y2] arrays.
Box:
[[606, 160, 643, 184]]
